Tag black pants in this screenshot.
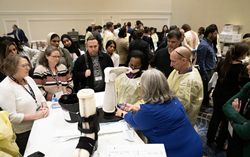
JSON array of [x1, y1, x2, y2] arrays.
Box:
[[16, 130, 31, 155], [206, 97, 228, 147], [201, 69, 214, 106]]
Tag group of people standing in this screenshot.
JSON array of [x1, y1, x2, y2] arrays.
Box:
[[0, 21, 250, 157]]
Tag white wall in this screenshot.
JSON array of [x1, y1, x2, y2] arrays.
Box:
[[171, 0, 250, 35], [0, 0, 172, 41]]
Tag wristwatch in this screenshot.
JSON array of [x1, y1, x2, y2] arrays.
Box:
[[121, 112, 126, 118]]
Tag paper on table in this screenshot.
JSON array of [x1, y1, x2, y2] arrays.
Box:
[[107, 144, 167, 157], [98, 122, 126, 135]]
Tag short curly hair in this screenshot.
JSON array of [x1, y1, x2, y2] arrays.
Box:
[[2, 54, 31, 76]]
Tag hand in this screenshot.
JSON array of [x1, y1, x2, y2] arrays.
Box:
[[3, 33, 6, 36], [123, 103, 133, 112], [35, 110, 47, 119], [115, 108, 123, 117], [85, 69, 91, 77], [40, 107, 49, 118], [232, 98, 241, 113], [22, 41, 24, 44]]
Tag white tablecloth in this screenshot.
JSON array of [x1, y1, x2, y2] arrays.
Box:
[[24, 92, 144, 157]]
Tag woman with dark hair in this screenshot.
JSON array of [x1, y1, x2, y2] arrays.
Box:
[[150, 27, 158, 48], [37, 32, 73, 73], [0, 54, 49, 155], [106, 40, 119, 67], [61, 34, 81, 60], [116, 50, 144, 105], [116, 68, 203, 157], [116, 26, 129, 66], [33, 46, 73, 101], [207, 42, 249, 150], [159, 25, 169, 43], [2, 36, 41, 69], [223, 62, 250, 157], [198, 27, 205, 41], [143, 27, 154, 52], [0, 40, 18, 82]]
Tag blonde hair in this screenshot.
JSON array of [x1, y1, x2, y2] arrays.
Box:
[[141, 69, 175, 104]]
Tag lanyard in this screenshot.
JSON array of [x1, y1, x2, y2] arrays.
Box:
[[48, 67, 60, 87], [91, 56, 100, 75], [9, 76, 37, 104]]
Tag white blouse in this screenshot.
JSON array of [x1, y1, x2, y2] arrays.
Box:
[[0, 76, 46, 134]]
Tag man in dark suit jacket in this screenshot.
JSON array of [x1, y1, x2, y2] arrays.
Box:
[[129, 29, 150, 70], [7, 24, 29, 47], [73, 36, 114, 92]]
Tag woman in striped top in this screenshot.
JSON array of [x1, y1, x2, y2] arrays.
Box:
[[33, 46, 73, 101]]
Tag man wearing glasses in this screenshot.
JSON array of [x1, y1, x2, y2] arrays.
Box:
[[148, 29, 182, 78], [167, 46, 203, 126]]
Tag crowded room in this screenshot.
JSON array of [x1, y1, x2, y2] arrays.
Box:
[[0, 0, 250, 157]]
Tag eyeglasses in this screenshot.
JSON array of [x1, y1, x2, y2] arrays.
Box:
[[50, 55, 60, 59], [20, 64, 30, 68], [129, 63, 141, 69], [175, 50, 185, 58]]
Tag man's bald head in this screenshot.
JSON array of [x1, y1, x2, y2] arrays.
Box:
[[170, 46, 191, 74], [175, 46, 191, 61]]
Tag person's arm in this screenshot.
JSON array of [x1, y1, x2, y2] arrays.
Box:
[[7, 30, 14, 35], [33, 66, 53, 101], [113, 54, 119, 67], [0, 85, 47, 123], [62, 48, 73, 73], [149, 37, 155, 51], [23, 47, 41, 67], [196, 44, 207, 77], [232, 121, 250, 140], [124, 105, 156, 130], [72, 56, 88, 82], [223, 82, 250, 124], [65, 69, 74, 94]]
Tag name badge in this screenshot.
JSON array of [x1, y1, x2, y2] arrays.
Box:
[[55, 91, 63, 98], [95, 76, 102, 81]]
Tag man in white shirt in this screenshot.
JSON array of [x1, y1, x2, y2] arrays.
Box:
[[181, 24, 200, 64], [114, 23, 121, 38], [103, 22, 116, 51]]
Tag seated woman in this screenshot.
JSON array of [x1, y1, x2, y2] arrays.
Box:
[[38, 32, 73, 73], [116, 50, 144, 105], [116, 68, 203, 157], [223, 62, 250, 157], [33, 46, 73, 101], [106, 40, 119, 67], [0, 54, 49, 155], [61, 34, 82, 61], [0, 40, 18, 82]]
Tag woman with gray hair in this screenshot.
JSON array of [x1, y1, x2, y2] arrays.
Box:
[[116, 68, 203, 157]]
